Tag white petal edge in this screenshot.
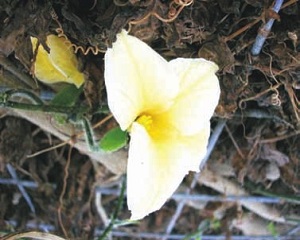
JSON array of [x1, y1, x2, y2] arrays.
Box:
[[104, 30, 179, 130], [127, 121, 211, 220], [164, 58, 220, 135]]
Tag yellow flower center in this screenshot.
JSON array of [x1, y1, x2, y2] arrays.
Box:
[[136, 114, 153, 132]]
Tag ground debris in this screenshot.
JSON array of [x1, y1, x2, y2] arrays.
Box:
[[0, 0, 299, 239]]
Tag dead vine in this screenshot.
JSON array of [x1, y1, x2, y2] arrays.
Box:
[[128, 0, 193, 31]]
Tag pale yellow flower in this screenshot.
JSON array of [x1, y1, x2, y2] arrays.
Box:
[[31, 35, 85, 88], [104, 30, 220, 220]]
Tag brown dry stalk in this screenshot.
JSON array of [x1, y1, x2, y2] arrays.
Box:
[[225, 124, 245, 159], [57, 145, 73, 238], [259, 130, 300, 143], [239, 83, 282, 109], [1, 231, 66, 240], [224, 0, 299, 42]]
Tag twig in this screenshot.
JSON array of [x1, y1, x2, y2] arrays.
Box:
[[95, 191, 110, 229], [234, 109, 294, 129], [5, 219, 299, 239], [27, 141, 69, 158], [286, 224, 300, 235], [224, 0, 298, 43], [225, 124, 245, 159], [200, 119, 227, 169], [224, 17, 261, 42], [0, 178, 39, 188], [4, 224, 298, 240], [94, 230, 299, 240], [251, 0, 284, 55], [96, 187, 286, 204], [4, 213, 298, 240], [259, 130, 300, 143], [57, 146, 73, 238], [0, 54, 36, 89], [238, 83, 282, 109], [6, 163, 36, 214], [0, 177, 288, 204], [1, 231, 66, 240]]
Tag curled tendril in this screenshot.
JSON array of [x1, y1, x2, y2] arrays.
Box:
[[174, 0, 193, 6], [128, 0, 194, 32], [50, 10, 106, 55], [113, 0, 130, 6]]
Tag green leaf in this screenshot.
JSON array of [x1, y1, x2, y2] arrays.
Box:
[[267, 222, 278, 237], [99, 126, 128, 152], [51, 84, 83, 106]]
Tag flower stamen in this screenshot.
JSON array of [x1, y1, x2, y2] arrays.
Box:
[[136, 114, 153, 132]]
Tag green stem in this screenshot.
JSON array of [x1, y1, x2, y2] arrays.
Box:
[[98, 176, 126, 240], [5, 89, 44, 105], [245, 182, 300, 204], [0, 100, 87, 115], [253, 188, 300, 204], [81, 116, 98, 151]]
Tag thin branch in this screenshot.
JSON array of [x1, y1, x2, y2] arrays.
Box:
[[6, 163, 36, 214]]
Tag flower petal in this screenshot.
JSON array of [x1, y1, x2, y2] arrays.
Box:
[[127, 121, 210, 220], [31, 35, 85, 88], [46, 35, 85, 88], [104, 30, 179, 130], [165, 58, 220, 135], [31, 36, 67, 83]]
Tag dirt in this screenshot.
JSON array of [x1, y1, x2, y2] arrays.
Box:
[[0, 0, 299, 239]]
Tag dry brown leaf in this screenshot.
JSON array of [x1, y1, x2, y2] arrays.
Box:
[[198, 168, 286, 223], [261, 143, 290, 166]]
